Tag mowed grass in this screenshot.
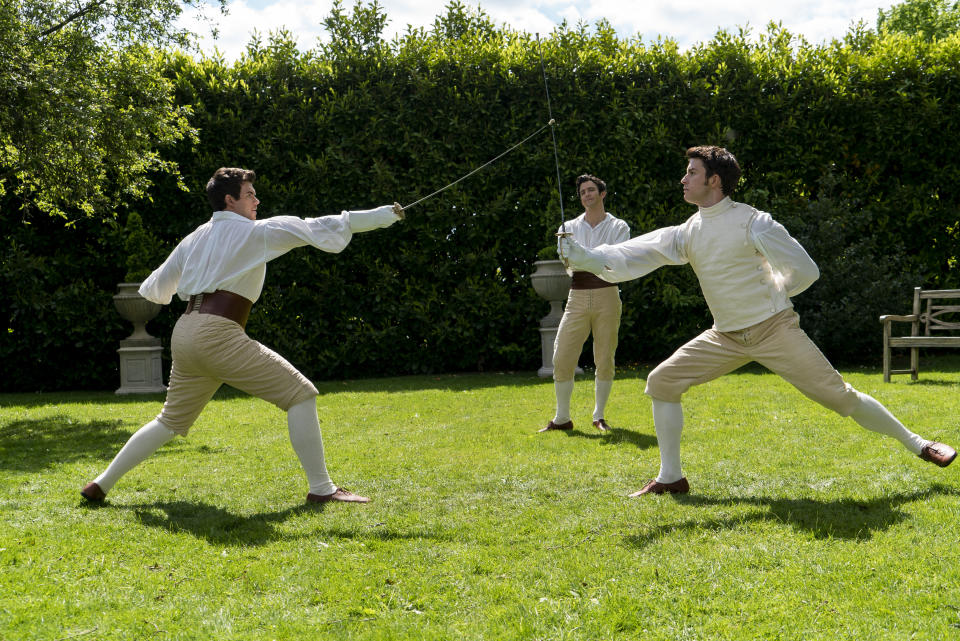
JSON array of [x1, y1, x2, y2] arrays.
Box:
[[2, 357, 960, 640]]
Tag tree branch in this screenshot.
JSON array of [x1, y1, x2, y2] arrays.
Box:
[[39, 0, 112, 38]]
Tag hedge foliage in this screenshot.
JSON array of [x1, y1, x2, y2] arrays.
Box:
[[3, 2, 960, 391]]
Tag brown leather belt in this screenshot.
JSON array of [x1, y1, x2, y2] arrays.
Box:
[[184, 290, 253, 329], [571, 271, 616, 290]]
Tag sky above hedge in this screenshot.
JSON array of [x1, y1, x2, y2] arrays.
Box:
[[178, 0, 898, 61]]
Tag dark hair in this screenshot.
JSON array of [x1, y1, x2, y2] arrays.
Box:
[[685, 146, 741, 195], [206, 167, 256, 210], [575, 174, 606, 195]]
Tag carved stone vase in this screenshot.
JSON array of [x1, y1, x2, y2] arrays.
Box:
[[530, 260, 581, 377], [113, 282, 166, 394]]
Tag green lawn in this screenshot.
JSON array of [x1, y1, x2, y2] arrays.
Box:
[[2, 358, 960, 640]]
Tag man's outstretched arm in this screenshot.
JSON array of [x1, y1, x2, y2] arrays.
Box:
[[560, 225, 688, 282]]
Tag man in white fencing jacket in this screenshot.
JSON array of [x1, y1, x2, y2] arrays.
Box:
[[561, 146, 956, 495]]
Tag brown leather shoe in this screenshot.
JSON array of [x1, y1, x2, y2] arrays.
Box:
[[919, 442, 957, 467], [306, 487, 371, 504], [537, 420, 573, 433], [80, 482, 105, 502], [629, 477, 690, 497], [593, 419, 611, 432]]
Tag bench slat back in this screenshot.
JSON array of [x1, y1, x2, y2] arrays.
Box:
[[918, 289, 960, 300], [925, 304, 960, 333], [916, 288, 960, 334]]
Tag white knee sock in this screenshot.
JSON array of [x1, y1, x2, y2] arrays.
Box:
[[553, 379, 575, 423], [287, 398, 336, 496], [652, 399, 684, 483], [850, 392, 928, 455], [593, 379, 613, 421], [93, 419, 176, 493]]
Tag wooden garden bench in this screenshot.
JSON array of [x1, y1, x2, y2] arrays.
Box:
[[880, 287, 960, 382]]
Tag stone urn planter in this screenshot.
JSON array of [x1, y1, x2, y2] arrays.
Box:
[[113, 283, 162, 340], [113, 282, 166, 394], [531, 259, 580, 377], [114, 211, 166, 394]]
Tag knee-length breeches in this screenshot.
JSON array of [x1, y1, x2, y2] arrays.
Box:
[[644, 309, 860, 416], [156, 313, 318, 435], [552, 286, 622, 382]]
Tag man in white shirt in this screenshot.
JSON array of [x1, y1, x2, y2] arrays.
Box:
[[539, 174, 630, 434], [82, 167, 402, 504], [561, 146, 956, 495]]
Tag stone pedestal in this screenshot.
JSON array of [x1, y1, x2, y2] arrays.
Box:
[[537, 302, 563, 378], [530, 259, 582, 378], [116, 338, 166, 395], [113, 282, 165, 395]]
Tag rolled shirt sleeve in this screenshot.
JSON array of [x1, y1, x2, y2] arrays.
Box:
[[750, 213, 819, 297], [612, 220, 630, 244], [139, 244, 185, 305]]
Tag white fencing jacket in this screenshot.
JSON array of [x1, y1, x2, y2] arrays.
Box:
[[594, 197, 820, 331]]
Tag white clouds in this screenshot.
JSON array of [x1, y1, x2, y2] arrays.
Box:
[[178, 0, 896, 61], [488, 5, 560, 36], [379, 0, 442, 34], [534, 0, 888, 45]]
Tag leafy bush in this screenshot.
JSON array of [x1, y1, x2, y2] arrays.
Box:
[[3, 2, 960, 390], [123, 212, 164, 282]]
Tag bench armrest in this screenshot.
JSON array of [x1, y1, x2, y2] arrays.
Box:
[[879, 314, 918, 324]]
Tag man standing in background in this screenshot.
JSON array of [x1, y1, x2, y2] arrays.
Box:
[[539, 174, 630, 434]]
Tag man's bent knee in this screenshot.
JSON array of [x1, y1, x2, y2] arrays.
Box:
[[552, 353, 579, 383], [154, 411, 196, 437], [644, 368, 686, 404], [594, 359, 616, 381], [282, 387, 318, 412]]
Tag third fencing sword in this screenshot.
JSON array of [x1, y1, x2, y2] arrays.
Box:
[[536, 33, 571, 266]]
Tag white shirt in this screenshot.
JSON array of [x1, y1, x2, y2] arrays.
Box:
[[139, 210, 354, 304], [594, 198, 820, 331], [558, 212, 630, 275]]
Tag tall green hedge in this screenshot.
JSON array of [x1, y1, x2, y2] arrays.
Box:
[[2, 6, 959, 391]]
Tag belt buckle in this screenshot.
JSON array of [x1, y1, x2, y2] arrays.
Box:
[[192, 293, 204, 312]]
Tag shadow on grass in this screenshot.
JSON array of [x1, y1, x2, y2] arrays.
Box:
[[901, 378, 960, 387], [0, 385, 252, 410], [0, 415, 185, 472], [1, 374, 551, 409], [314, 372, 553, 395], [0, 391, 168, 409], [624, 484, 960, 546], [97, 499, 447, 547], [561, 425, 658, 449]]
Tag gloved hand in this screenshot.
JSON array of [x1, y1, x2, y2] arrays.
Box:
[[347, 203, 403, 233], [559, 237, 605, 274]]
